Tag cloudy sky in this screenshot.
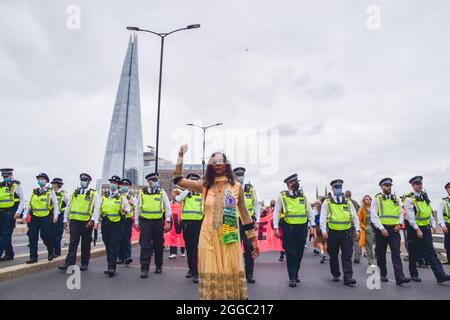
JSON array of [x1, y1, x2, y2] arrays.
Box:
[[1, 0, 449, 206]]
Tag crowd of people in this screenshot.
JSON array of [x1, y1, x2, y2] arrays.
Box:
[[1, 145, 450, 299]]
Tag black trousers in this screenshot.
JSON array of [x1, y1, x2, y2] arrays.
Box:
[[239, 220, 255, 278], [374, 225, 405, 280], [65, 220, 93, 266], [0, 205, 18, 258], [444, 223, 450, 263], [282, 223, 308, 280], [101, 218, 122, 270], [51, 212, 65, 256], [139, 218, 164, 270], [28, 214, 54, 259], [119, 218, 133, 260], [406, 222, 446, 280], [182, 220, 202, 276], [327, 229, 354, 280]]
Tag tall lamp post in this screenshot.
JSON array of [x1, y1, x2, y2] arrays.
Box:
[[186, 123, 223, 177], [127, 24, 200, 174]]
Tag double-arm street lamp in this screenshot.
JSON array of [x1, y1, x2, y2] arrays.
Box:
[[186, 123, 223, 177], [127, 24, 200, 174]]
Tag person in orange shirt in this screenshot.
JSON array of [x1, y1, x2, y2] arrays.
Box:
[[357, 195, 375, 266]]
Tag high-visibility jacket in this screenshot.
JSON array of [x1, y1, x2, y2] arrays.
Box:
[[408, 192, 433, 227], [280, 191, 308, 224], [139, 189, 165, 220], [51, 190, 67, 214], [69, 188, 97, 222], [181, 193, 203, 221], [326, 198, 353, 231], [29, 188, 52, 217], [243, 184, 257, 217], [443, 197, 450, 224], [123, 193, 134, 219], [0, 181, 20, 209], [375, 193, 401, 225], [101, 194, 124, 222]]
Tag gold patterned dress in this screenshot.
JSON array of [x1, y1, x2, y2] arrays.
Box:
[[180, 176, 248, 300]]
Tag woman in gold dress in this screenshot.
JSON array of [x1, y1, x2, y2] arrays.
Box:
[[173, 145, 260, 300]]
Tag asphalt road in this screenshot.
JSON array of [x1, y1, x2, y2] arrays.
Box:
[[1, 244, 450, 300], [0, 233, 104, 268]]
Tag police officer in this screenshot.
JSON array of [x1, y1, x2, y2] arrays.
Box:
[[118, 178, 135, 265], [320, 179, 360, 286], [273, 174, 315, 287], [371, 178, 411, 285], [134, 173, 171, 278], [0, 168, 25, 262], [101, 176, 130, 277], [437, 182, 450, 264], [233, 167, 260, 284], [22, 173, 59, 263], [58, 173, 100, 271], [50, 178, 69, 257], [404, 176, 450, 283], [175, 173, 203, 283]]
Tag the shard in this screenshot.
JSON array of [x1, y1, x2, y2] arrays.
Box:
[[101, 34, 144, 185]]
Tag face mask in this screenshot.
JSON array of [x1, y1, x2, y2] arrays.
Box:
[[236, 176, 244, 184], [80, 181, 88, 188], [110, 184, 118, 191], [37, 179, 47, 188], [335, 187, 343, 196], [3, 177, 12, 183], [151, 181, 159, 189], [120, 186, 129, 193]]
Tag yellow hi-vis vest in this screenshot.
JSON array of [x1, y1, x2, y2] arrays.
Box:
[[101, 194, 124, 223], [69, 189, 97, 222], [123, 194, 134, 219], [244, 185, 256, 217], [139, 190, 165, 220], [50, 190, 66, 214], [326, 198, 353, 231], [29, 188, 52, 217], [410, 193, 432, 227], [0, 182, 19, 209], [181, 193, 203, 221], [376, 193, 401, 225], [280, 191, 308, 225], [443, 197, 450, 224]]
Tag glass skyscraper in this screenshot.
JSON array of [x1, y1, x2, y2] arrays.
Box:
[[101, 34, 144, 185]]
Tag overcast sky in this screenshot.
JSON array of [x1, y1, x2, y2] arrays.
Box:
[[1, 0, 449, 206]]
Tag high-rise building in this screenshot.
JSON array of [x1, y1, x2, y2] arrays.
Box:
[[101, 34, 144, 186]]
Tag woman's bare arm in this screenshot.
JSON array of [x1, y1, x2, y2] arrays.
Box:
[[173, 145, 203, 194], [177, 178, 203, 194]]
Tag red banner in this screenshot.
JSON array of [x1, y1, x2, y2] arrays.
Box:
[[132, 204, 284, 252]]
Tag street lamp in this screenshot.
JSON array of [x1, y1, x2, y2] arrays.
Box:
[[186, 123, 223, 177], [127, 24, 200, 174]]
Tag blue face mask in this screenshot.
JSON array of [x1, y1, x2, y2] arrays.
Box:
[[236, 176, 244, 184], [3, 177, 12, 183], [151, 181, 159, 189], [110, 184, 118, 191], [37, 179, 47, 188], [80, 180, 88, 189], [120, 186, 129, 193], [334, 187, 343, 196]]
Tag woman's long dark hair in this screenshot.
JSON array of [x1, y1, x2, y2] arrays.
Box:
[[203, 151, 235, 189]]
